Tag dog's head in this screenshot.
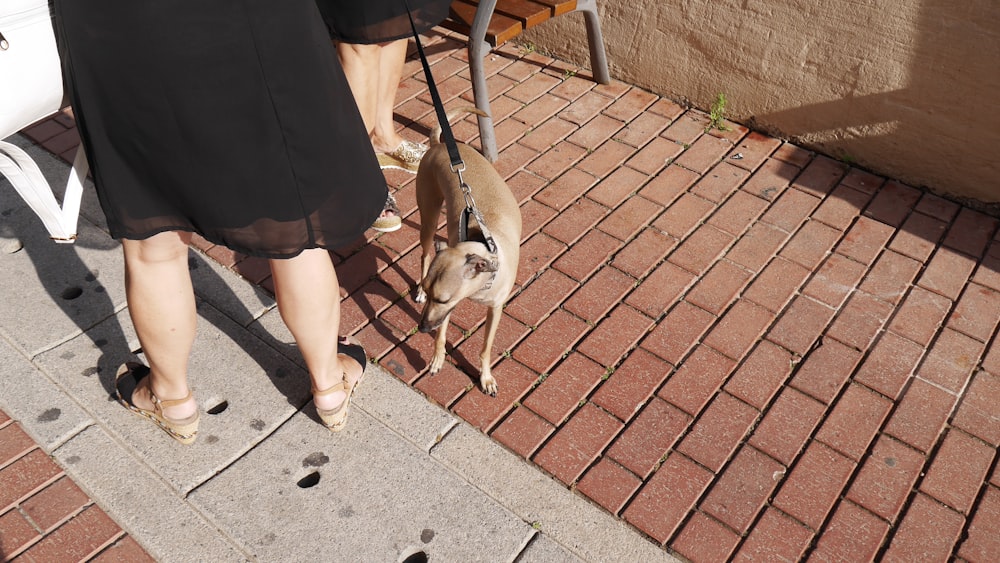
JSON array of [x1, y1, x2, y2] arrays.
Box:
[[418, 241, 498, 333]]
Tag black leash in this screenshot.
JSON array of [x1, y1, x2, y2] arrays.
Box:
[[405, 2, 498, 255]]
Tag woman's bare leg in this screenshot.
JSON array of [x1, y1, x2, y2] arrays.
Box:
[[370, 38, 408, 153], [336, 42, 380, 134], [269, 249, 363, 411], [121, 231, 197, 420]]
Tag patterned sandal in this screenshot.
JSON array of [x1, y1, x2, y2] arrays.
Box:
[[376, 139, 428, 173], [115, 363, 200, 445], [371, 191, 402, 233], [313, 339, 368, 432]]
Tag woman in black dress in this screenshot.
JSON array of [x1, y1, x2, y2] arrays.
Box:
[[54, 0, 383, 442], [316, 0, 451, 232]]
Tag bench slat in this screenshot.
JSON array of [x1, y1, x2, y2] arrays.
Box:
[[444, 0, 524, 47], [490, 0, 554, 29], [531, 0, 577, 17]]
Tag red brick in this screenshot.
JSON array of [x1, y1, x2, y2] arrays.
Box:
[[953, 370, 1000, 445], [741, 158, 797, 201], [863, 180, 922, 227], [607, 399, 691, 478], [563, 265, 635, 320], [724, 340, 795, 409], [948, 283, 1000, 342], [748, 387, 826, 466], [984, 331, 1000, 376], [541, 196, 608, 245], [491, 406, 555, 458], [610, 227, 678, 278], [772, 142, 813, 168], [505, 269, 579, 327], [533, 403, 624, 484], [0, 449, 62, 512], [773, 442, 856, 530], [18, 505, 122, 562], [648, 98, 685, 119], [728, 131, 782, 171], [707, 191, 770, 237], [841, 168, 885, 194], [816, 384, 893, 461], [627, 136, 685, 175], [791, 339, 863, 404], [743, 257, 811, 313], [0, 508, 39, 559], [642, 301, 716, 365], [512, 310, 590, 374], [675, 133, 733, 175], [888, 211, 947, 262], [625, 260, 695, 318], [622, 454, 713, 544], [22, 118, 69, 143], [701, 445, 784, 532], [790, 155, 847, 198], [884, 378, 957, 452], [575, 139, 635, 179], [882, 493, 964, 562], [802, 254, 868, 308], [667, 224, 734, 276], [766, 296, 836, 356], [519, 198, 558, 235], [677, 393, 759, 472], [453, 314, 531, 377], [691, 162, 749, 203], [452, 360, 539, 432], [943, 207, 998, 258], [413, 361, 472, 408], [847, 435, 925, 522], [566, 113, 623, 151], [603, 87, 658, 121], [760, 187, 821, 233], [0, 424, 36, 467], [685, 260, 753, 315], [21, 476, 91, 532], [597, 196, 662, 243], [549, 74, 596, 102], [523, 352, 606, 425], [915, 192, 961, 221], [533, 168, 597, 212], [918, 247, 977, 300], [670, 511, 741, 563], [733, 507, 812, 563], [703, 300, 774, 362], [836, 216, 896, 266], [809, 501, 890, 562], [591, 348, 672, 422], [638, 163, 698, 207], [657, 346, 736, 416], [826, 291, 894, 352], [91, 536, 156, 563], [586, 166, 650, 209], [916, 328, 984, 393], [855, 331, 924, 399], [576, 458, 642, 515], [615, 111, 670, 149], [958, 485, 1000, 562], [812, 185, 873, 231], [920, 429, 995, 514], [653, 193, 716, 240], [888, 286, 952, 346], [511, 93, 570, 127], [662, 111, 709, 144], [859, 250, 922, 306], [779, 220, 843, 271]]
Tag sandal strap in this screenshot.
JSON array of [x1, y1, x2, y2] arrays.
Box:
[[312, 380, 349, 397], [384, 192, 400, 215]]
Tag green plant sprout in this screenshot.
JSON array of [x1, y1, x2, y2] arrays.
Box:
[[707, 92, 731, 132]]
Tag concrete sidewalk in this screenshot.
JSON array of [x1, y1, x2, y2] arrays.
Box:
[[0, 139, 672, 562]]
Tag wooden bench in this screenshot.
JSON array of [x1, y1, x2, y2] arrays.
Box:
[[440, 0, 610, 161]]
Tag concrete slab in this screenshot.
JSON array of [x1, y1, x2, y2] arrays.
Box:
[[517, 534, 585, 562], [188, 411, 530, 562], [32, 302, 312, 494], [0, 333, 93, 450], [53, 424, 248, 562], [431, 424, 678, 562]]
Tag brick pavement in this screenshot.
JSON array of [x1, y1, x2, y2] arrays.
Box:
[[9, 28, 1000, 562]]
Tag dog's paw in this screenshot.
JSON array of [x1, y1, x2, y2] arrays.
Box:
[[414, 287, 427, 303], [429, 352, 445, 374], [481, 375, 498, 397]]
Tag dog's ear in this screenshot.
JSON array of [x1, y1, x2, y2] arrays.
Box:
[[435, 240, 447, 252], [463, 254, 497, 278]]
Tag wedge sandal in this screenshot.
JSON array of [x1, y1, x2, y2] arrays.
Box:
[[313, 339, 368, 432], [371, 191, 402, 233], [376, 139, 427, 173], [115, 363, 199, 445]]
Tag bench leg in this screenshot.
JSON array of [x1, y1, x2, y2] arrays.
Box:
[[574, 0, 611, 84], [469, 0, 500, 161]]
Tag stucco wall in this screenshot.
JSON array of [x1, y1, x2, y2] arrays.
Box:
[[522, 0, 1000, 205]]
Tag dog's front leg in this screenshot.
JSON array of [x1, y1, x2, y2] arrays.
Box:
[[429, 312, 450, 374], [478, 304, 503, 396]]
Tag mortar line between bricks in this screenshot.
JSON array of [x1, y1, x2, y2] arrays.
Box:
[[952, 441, 1000, 559]]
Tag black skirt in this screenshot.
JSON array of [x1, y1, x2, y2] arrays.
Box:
[[317, 0, 451, 44], [54, 0, 386, 258]]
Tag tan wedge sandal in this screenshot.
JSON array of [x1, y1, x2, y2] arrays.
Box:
[[115, 362, 200, 445], [313, 340, 367, 432]]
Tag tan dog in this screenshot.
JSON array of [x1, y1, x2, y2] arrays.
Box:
[[414, 108, 522, 396]]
